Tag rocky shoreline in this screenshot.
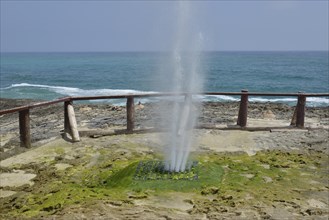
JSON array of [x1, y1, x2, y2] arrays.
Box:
[[1, 98, 328, 159], [1, 98, 329, 219]]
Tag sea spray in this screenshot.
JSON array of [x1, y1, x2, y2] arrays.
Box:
[[161, 2, 204, 172]]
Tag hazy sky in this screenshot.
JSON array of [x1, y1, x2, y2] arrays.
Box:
[[1, 1, 328, 52]]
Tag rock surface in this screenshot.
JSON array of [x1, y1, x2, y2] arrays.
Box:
[[0, 98, 328, 219]]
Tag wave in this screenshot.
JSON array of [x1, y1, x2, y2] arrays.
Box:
[[2, 83, 328, 107], [211, 96, 328, 106], [2, 83, 156, 97], [203, 95, 239, 102], [249, 96, 329, 106], [202, 95, 328, 107], [307, 97, 329, 104]]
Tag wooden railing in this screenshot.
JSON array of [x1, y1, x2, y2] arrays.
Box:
[[0, 91, 328, 148]]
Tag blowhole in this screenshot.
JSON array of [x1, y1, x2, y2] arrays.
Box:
[[134, 160, 199, 181]]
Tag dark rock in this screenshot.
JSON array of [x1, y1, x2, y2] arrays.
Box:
[[201, 187, 219, 195], [306, 208, 323, 216], [221, 195, 233, 200]]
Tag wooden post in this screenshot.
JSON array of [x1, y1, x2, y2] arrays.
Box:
[[19, 109, 31, 148], [237, 89, 248, 127], [66, 102, 80, 142], [290, 92, 306, 128], [126, 97, 135, 132], [296, 93, 306, 128], [64, 101, 71, 133]]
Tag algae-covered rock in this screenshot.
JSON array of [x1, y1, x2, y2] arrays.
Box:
[[201, 187, 219, 195]]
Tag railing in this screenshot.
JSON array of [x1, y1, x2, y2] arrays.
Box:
[[0, 91, 328, 148]]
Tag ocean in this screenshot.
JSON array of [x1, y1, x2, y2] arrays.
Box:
[[1, 51, 328, 106]]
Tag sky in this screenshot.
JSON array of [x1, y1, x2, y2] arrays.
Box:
[[0, 1, 328, 52]]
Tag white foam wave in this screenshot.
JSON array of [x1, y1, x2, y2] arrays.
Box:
[[2, 83, 328, 106], [203, 95, 239, 102], [4, 83, 156, 97], [249, 97, 329, 106], [202, 95, 328, 107], [307, 97, 329, 104], [249, 97, 297, 103]]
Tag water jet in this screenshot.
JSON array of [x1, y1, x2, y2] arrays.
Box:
[[160, 2, 204, 173]]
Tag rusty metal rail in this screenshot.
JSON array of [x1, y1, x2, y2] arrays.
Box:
[[0, 91, 328, 148], [0, 97, 71, 115]]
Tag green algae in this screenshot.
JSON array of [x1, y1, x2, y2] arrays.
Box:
[[103, 160, 223, 192], [214, 150, 328, 206], [1, 148, 327, 219]]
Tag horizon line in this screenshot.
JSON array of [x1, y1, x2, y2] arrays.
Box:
[[1, 49, 328, 53]]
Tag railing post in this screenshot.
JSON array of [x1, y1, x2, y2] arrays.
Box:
[[296, 93, 306, 128], [237, 89, 248, 127], [19, 109, 31, 148], [64, 101, 80, 142], [126, 96, 135, 132], [64, 101, 71, 133], [291, 92, 306, 128]]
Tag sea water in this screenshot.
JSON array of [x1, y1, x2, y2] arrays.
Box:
[[0, 51, 328, 106]]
